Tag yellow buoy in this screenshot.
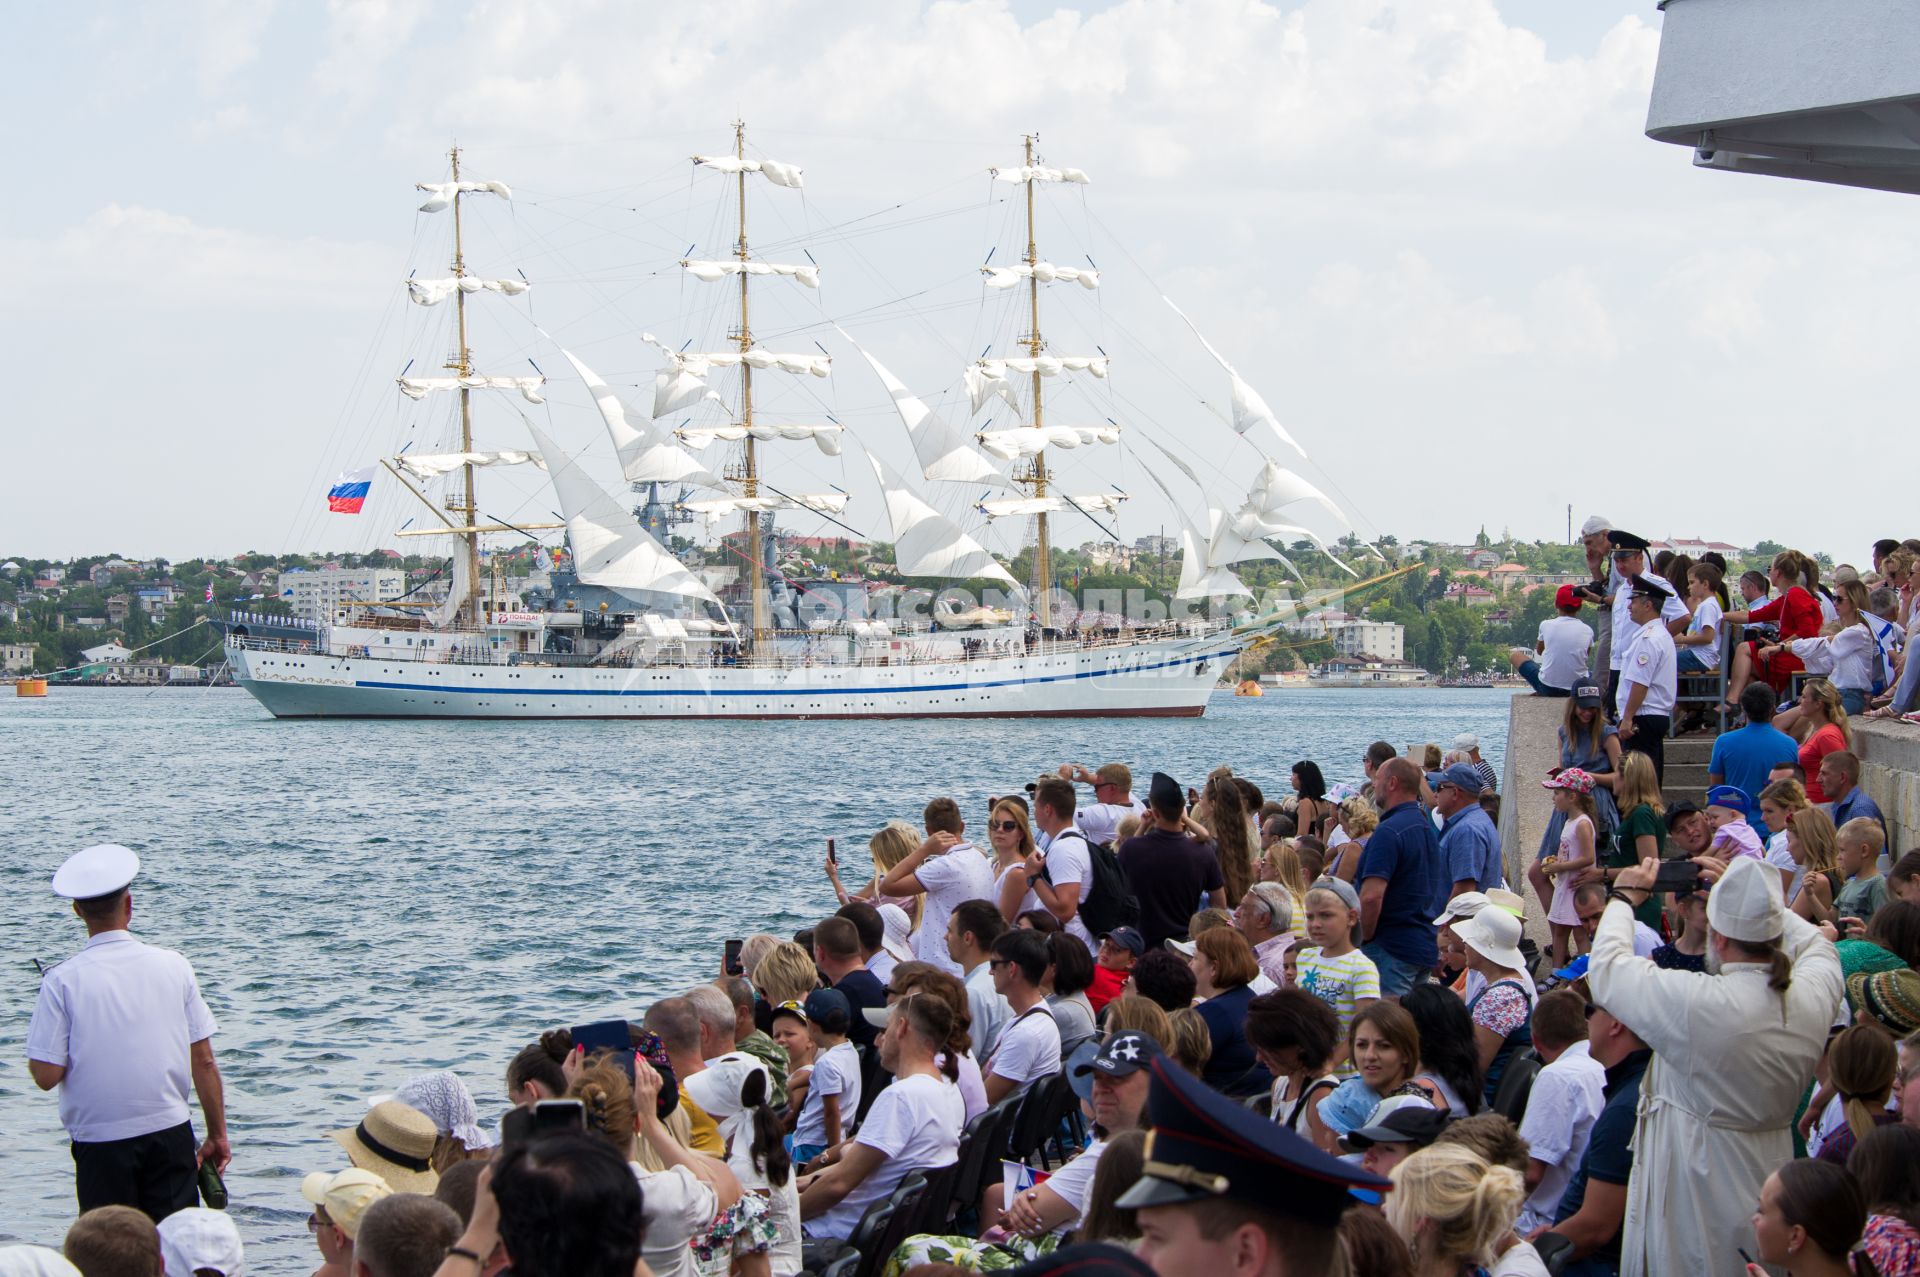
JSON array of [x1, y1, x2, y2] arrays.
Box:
[[1235, 679, 1263, 697], [15, 677, 48, 697]]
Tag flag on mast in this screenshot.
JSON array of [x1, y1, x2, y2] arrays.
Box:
[[326, 467, 375, 513]]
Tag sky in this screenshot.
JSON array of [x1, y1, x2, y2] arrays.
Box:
[[1, 0, 1908, 566]]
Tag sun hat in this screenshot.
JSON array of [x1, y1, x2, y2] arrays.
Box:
[[1455, 907, 1526, 972], [1543, 768, 1596, 795], [876, 904, 915, 964], [157, 1207, 244, 1277], [1705, 856, 1784, 945], [301, 1166, 391, 1240], [683, 1052, 771, 1143], [377, 1071, 493, 1151], [1432, 892, 1489, 929], [329, 1099, 439, 1193], [1484, 889, 1527, 919], [1848, 970, 1920, 1036]]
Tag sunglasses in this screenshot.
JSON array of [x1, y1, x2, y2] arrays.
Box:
[[992, 820, 1021, 833]]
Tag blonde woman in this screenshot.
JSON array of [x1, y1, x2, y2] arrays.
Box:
[[751, 941, 821, 1010], [1773, 580, 1881, 717], [1785, 807, 1844, 926], [986, 798, 1041, 923], [825, 822, 922, 930], [1257, 838, 1311, 942], [1595, 750, 1664, 931], [1385, 1143, 1536, 1277], [1326, 798, 1377, 884]]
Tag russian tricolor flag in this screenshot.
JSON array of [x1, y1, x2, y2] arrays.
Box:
[[327, 466, 375, 514]]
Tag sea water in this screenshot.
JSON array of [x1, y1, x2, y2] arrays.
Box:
[[0, 685, 1511, 1263]]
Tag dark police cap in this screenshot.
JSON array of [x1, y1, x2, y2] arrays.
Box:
[[1608, 530, 1650, 553], [1007, 1243, 1156, 1277], [1149, 771, 1182, 809], [1628, 576, 1672, 602], [1115, 1058, 1389, 1218]]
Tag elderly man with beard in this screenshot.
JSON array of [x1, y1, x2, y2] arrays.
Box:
[[1590, 855, 1841, 1277]]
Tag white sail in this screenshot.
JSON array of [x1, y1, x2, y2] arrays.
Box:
[[1244, 460, 1346, 524], [426, 545, 470, 628], [525, 423, 722, 607], [981, 263, 1099, 290], [643, 334, 831, 418], [681, 259, 820, 289], [1177, 521, 1254, 599], [844, 337, 1013, 489], [977, 493, 1128, 519], [397, 375, 545, 404], [680, 492, 851, 517], [965, 355, 1109, 414], [1218, 463, 1358, 577], [407, 277, 531, 306], [394, 451, 547, 481], [691, 155, 804, 189], [975, 425, 1119, 461], [866, 453, 1020, 589], [676, 422, 843, 456], [1162, 296, 1305, 459], [554, 348, 723, 489], [990, 165, 1090, 185], [415, 180, 511, 212]]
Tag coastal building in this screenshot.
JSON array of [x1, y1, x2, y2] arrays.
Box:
[[1332, 619, 1406, 663], [81, 641, 133, 664], [1310, 655, 1431, 687], [89, 559, 135, 586], [1649, 537, 1741, 559], [2, 642, 36, 674], [280, 567, 407, 622], [134, 584, 178, 616], [105, 595, 131, 625]]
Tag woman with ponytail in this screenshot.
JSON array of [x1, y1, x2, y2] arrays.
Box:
[[1747, 1159, 1867, 1277], [1725, 549, 1827, 711], [505, 1029, 572, 1107], [1815, 1025, 1898, 1167], [1848, 1124, 1920, 1276], [797, 994, 966, 1242], [1384, 1143, 1539, 1276], [685, 1059, 801, 1277]]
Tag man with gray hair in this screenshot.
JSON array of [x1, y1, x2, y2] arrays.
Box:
[[643, 997, 725, 1154], [1233, 883, 1295, 991], [682, 984, 739, 1066], [1592, 856, 1841, 1277], [1577, 515, 1616, 678], [351, 1192, 461, 1277]]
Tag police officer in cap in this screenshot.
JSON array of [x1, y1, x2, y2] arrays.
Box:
[[1117, 1058, 1388, 1277], [1602, 530, 1685, 717], [1616, 576, 1680, 782], [27, 844, 231, 1221]]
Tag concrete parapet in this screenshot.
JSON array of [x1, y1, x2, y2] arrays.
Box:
[[1498, 693, 1561, 951], [1857, 721, 1920, 855]]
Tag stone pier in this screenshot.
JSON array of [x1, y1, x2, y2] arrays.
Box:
[[1858, 721, 1920, 855]]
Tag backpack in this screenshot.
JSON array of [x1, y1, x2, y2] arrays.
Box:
[[1050, 830, 1140, 936]]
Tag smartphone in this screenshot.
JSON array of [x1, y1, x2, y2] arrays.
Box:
[[724, 938, 745, 976], [1652, 861, 1705, 893], [826, 837, 837, 865], [501, 1099, 586, 1151]]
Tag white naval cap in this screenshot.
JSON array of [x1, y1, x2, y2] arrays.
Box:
[[50, 844, 140, 900]]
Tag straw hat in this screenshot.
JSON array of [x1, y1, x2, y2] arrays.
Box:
[[1455, 906, 1526, 972], [1705, 856, 1784, 945], [1484, 889, 1527, 919], [301, 1167, 391, 1240], [329, 1100, 439, 1193]]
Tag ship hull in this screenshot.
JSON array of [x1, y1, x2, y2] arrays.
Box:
[[227, 634, 1240, 720]]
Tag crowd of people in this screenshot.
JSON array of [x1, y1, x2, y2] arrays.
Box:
[[11, 526, 1920, 1277]]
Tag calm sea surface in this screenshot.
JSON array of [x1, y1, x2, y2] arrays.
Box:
[[0, 684, 1512, 1264]]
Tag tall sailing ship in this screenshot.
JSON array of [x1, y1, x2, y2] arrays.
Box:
[[224, 127, 1370, 719]]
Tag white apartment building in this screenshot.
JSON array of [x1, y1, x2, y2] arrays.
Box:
[[282, 568, 407, 622], [1332, 619, 1406, 662]]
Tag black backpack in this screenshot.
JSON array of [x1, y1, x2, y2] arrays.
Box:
[[1050, 830, 1140, 937]]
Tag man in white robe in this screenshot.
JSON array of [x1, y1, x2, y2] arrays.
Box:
[[1589, 855, 1841, 1277]]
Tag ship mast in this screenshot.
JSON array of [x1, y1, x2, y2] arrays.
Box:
[[448, 144, 484, 626], [733, 120, 770, 648], [1017, 133, 1053, 630]]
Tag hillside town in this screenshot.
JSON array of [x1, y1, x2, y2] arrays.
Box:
[[1, 530, 1785, 687]]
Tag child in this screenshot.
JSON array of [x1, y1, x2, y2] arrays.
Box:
[[1702, 784, 1765, 861], [1541, 769, 1598, 969], [1835, 818, 1891, 929], [1890, 851, 1920, 906], [768, 1003, 814, 1142], [789, 988, 859, 1166], [1294, 877, 1379, 1076], [1089, 926, 1142, 1013]]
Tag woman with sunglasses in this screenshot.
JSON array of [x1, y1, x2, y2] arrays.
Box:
[[988, 798, 1041, 923]]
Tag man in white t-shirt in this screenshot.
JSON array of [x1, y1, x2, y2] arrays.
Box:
[[1022, 777, 1097, 954], [982, 930, 1062, 1104], [878, 797, 994, 977], [1510, 584, 1594, 697], [946, 899, 1011, 1059], [1516, 989, 1606, 1234], [998, 1030, 1160, 1237], [1058, 762, 1148, 847]]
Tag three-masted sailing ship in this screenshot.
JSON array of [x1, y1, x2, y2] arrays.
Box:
[[224, 127, 1368, 719]]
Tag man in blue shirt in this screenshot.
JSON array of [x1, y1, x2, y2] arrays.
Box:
[[1433, 762, 1503, 897], [1707, 684, 1800, 825], [1539, 1001, 1652, 1277], [1822, 751, 1889, 847], [1357, 757, 1443, 998]]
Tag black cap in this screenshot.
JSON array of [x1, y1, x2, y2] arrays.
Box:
[[1341, 1103, 1451, 1152], [1114, 1058, 1388, 1218], [1149, 771, 1182, 811], [1628, 576, 1672, 602], [1571, 682, 1605, 708], [1664, 800, 1703, 832], [1608, 530, 1650, 553], [1008, 1244, 1156, 1277], [1074, 1030, 1163, 1079]]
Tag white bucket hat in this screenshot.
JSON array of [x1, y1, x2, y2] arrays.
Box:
[[1707, 855, 1785, 944], [157, 1207, 245, 1277], [876, 904, 915, 964], [1456, 906, 1526, 972]]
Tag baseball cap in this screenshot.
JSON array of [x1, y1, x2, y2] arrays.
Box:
[[1664, 800, 1703, 832], [1555, 583, 1583, 610], [302, 1167, 392, 1240], [156, 1208, 243, 1277], [1452, 733, 1480, 752], [1571, 683, 1605, 708], [1705, 784, 1750, 815], [1432, 762, 1484, 795], [1342, 1095, 1447, 1152], [1432, 892, 1489, 928], [1099, 927, 1146, 957], [1073, 1030, 1163, 1078], [802, 988, 851, 1031]]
